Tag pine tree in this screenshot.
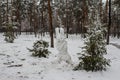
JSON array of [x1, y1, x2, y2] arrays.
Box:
[[28, 40, 50, 58], [74, 10, 110, 72], [4, 19, 17, 43], [0, 0, 20, 43]]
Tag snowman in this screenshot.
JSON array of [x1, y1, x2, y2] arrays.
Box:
[[55, 25, 73, 66]]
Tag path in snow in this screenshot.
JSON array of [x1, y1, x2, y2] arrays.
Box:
[[110, 43, 120, 49]]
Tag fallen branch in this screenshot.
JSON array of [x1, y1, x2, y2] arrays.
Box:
[[8, 64, 23, 67]]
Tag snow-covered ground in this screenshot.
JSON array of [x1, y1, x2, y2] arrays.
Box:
[[0, 33, 120, 80]]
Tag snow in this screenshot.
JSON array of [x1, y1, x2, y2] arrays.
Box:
[[55, 27, 72, 65], [0, 33, 120, 80]]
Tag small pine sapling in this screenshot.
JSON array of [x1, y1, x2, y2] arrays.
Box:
[[74, 12, 110, 72], [28, 40, 51, 58], [3, 23, 15, 43], [3, 15, 18, 43]]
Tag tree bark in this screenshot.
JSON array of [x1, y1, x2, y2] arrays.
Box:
[[66, 0, 69, 38], [7, 0, 8, 23], [48, 0, 54, 48], [107, 0, 111, 44], [34, 0, 37, 37]]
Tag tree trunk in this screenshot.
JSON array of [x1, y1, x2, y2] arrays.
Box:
[[0, 1, 1, 28], [7, 0, 8, 23], [41, 0, 45, 36], [48, 0, 54, 48], [66, 0, 69, 38], [99, 0, 103, 21], [34, 0, 37, 37], [107, 0, 111, 44]]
